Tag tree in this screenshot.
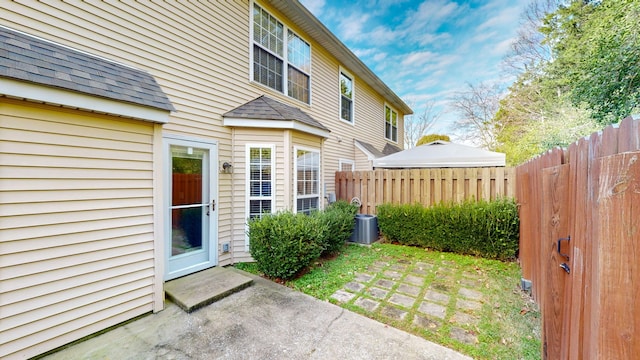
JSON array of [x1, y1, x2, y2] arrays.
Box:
[[403, 100, 441, 148], [502, 0, 561, 75], [450, 82, 504, 150], [416, 134, 450, 146], [542, 0, 640, 124]]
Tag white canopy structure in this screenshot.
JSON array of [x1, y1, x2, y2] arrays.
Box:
[[372, 140, 506, 168]]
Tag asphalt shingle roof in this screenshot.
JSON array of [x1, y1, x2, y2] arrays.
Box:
[[383, 143, 402, 155], [223, 95, 329, 132], [0, 26, 174, 111], [355, 140, 385, 158]]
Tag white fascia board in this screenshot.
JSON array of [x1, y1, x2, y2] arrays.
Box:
[[223, 117, 330, 138], [1, 78, 171, 123]]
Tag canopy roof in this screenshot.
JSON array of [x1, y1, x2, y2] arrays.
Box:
[[372, 140, 506, 168]]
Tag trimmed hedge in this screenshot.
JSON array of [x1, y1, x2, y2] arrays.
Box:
[[377, 198, 519, 260], [248, 201, 358, 280], [248, 211, 326, 280], [314, 201, 359, 255]]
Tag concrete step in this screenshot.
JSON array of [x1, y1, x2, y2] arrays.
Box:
[[164, 267, 253, 313]]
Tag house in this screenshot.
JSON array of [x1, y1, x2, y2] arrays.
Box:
[[0, 1, 411, 358]]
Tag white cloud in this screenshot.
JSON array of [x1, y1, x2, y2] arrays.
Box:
[[351, 47, 377, 58], [476, 5, 522, 32], [372, 52, 387, 62], [300, 0, 326, 16], [336, 13, 371, 42]]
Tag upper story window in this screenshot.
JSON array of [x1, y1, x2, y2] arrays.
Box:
[[252, 3, 311, 104], [340, 70, 353, 123], [385, 105, 398, 142]]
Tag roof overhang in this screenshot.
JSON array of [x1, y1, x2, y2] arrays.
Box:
[[354, 139, 383, 160], [223, 117, 330, 138], [1, 77, 171, 123]]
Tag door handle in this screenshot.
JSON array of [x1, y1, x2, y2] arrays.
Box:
[[206, 200, 215, 216]]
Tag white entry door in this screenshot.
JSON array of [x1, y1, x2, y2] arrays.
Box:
[[165, 138, 218, 280]]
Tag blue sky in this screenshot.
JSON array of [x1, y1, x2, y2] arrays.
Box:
[[300, 0, 530, 137]]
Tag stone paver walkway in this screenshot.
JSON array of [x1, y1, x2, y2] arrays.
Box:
[[330, 257, 486, 347]]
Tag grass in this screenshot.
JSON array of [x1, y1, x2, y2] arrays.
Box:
[[235, 242, 541, 360]]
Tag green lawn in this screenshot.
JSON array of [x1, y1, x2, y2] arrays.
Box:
[[236, 242, 541, 360]]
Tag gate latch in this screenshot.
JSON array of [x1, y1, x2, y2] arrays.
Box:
[[560, 263, 571, 274], [557, 236, 570, 261]]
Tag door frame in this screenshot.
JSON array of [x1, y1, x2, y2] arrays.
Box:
[[163, 135, 218, 280]]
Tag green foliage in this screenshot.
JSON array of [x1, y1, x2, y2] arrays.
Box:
[[416, 134, 451, 146], [248, 211, 325, 280], [314, 200, 359, 254], [248, 202, 358, 279], [542, 0, 640, 125], [495, 0, 640, 164], [377, 199, 520, 260]]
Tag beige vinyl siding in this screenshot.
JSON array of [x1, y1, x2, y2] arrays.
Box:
[[355, 147, 374, 171], [0, 1, 254, 267], [0, 100, 156, 360]]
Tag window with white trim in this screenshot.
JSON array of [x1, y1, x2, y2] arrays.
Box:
[[338, 159, 354, 172], [252, 3, 311, 103], [340, 70, 353, 123], [295, 147, 320, 214], [385, 105, 398, 142], [247, 145, 274, 220]]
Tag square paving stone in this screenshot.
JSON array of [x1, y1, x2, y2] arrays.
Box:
[[451, 312, 480, 327], [330, 290, 356, 303], [354, 273, 374, 283], [397, 283, 421, 297], [450, 326, 478, 345], [391, 264, 408, 271], [413, 315, 441, 330], [418, 301, 446, 319], [430, 282, 451, 292], [403, 274, 424, 286], [458, 287, 483, 301], [457, 298, 483, 311], [368, 287, 389, 299], [462, 271, 481, 279], [344, 281, 365, 293], [380, 305, 408, 321], [416, 261, 434, 269], [411, 268, 428, 275], [376, 279, 395, 289], [424, 290, 450, 304], [373, 261, 390, 268], [389, 293, 417, 308], [354, 297, 380, 312], [383, 270, 403, 280], [459, 278, 481, 288]]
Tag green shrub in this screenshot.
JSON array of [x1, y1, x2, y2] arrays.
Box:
[[248, 211, 326, 280], [314, 200, 359, 254], [377, 198, 519, 260]]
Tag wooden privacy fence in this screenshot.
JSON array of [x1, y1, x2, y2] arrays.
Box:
[[516, 115, 640, 359], [335, 167, 515, 214]]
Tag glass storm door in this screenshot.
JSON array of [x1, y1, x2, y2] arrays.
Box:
[[165, 140, 217, 280]]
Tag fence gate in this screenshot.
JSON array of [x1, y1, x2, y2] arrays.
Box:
[[541, 165, 571, 359], [517, 115, 640, 359]]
